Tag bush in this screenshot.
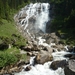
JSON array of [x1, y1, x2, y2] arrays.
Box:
[[0, 52, 18, 68], [12, 34, 26, 48]]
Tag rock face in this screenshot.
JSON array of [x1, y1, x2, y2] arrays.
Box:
[[34, 53, 53, 64], [50, 60, 68, 70]]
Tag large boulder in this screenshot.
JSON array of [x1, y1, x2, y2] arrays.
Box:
[[64, 66, 75, 75], [34, 53, 53, 64], [64, 59, 75, 75], [50, 60, 68, 70]]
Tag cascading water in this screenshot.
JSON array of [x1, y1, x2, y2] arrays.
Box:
[[15, 3, 50, 35], [14, 3, 71, 75]]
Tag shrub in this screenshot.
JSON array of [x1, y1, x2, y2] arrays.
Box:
[[0, 52, 18, 68]]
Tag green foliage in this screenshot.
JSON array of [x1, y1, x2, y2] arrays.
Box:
[[50, 0, 75, 45], [12, 34, 26, 48], [0, 0, 30, 20], [0, 52, 18, 68], [0, 0, 29, 68]]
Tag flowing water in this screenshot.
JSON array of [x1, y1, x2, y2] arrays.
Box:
[[14, 3, 71, 75]]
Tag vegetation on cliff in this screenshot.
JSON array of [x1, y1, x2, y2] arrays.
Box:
[[50, 0, 75, 45], [0, 0, 30, 68]]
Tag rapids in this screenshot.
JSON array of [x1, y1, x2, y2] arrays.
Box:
[[14, 3, 71, 75], [15, 51, 70, 75]]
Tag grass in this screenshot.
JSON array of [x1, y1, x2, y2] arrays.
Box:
[[0, 18, 27, 67], [0, 47, 20, 54], [0, 19, 19, 38]]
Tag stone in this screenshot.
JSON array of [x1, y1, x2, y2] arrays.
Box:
[[34, 53, 53, 64], [64, 66, 75, 75], [24, 66, 31, 71], [27, 52, 33, 56], [67, 46, 73, 52], [64, 58, 75, 74], [64, 54, 72, 58], [50, 60, 68, 70]]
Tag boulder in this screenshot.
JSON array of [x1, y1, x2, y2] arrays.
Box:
[[64, 66, 75, 75], [68, 59, 75, 72], [67, 46, 73, 52], [64, 54, 73, 58], [64, 54, 75, 59], [24, 66, 31, 71], [64, 59, 75, 75], [34, 53, 53, 64], [50, 60, 68, 70]]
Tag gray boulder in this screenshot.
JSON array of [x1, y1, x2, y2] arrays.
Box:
[[34, 53, 53, 64], [50, 60, 68, 70], [64, 59, 75, 75]]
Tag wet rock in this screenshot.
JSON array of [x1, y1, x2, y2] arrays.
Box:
[[64, 66, 75, 75], [29, 16, 36, 23], [50, 60, 68, 70], [68, 59, 75, 72], [19, 13, 27, 19], [64, 54, 73, 58], [24, 66, 31, 71], [34, 53, 53, 64], [67, 46, 73, 52], [64, 54, 75, 59], [70, 55, 75, 59], [64, 59, 75, 75]]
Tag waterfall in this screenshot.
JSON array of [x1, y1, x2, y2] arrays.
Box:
[[14, 3, 70, 75], [16, 3, 50, 35]]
